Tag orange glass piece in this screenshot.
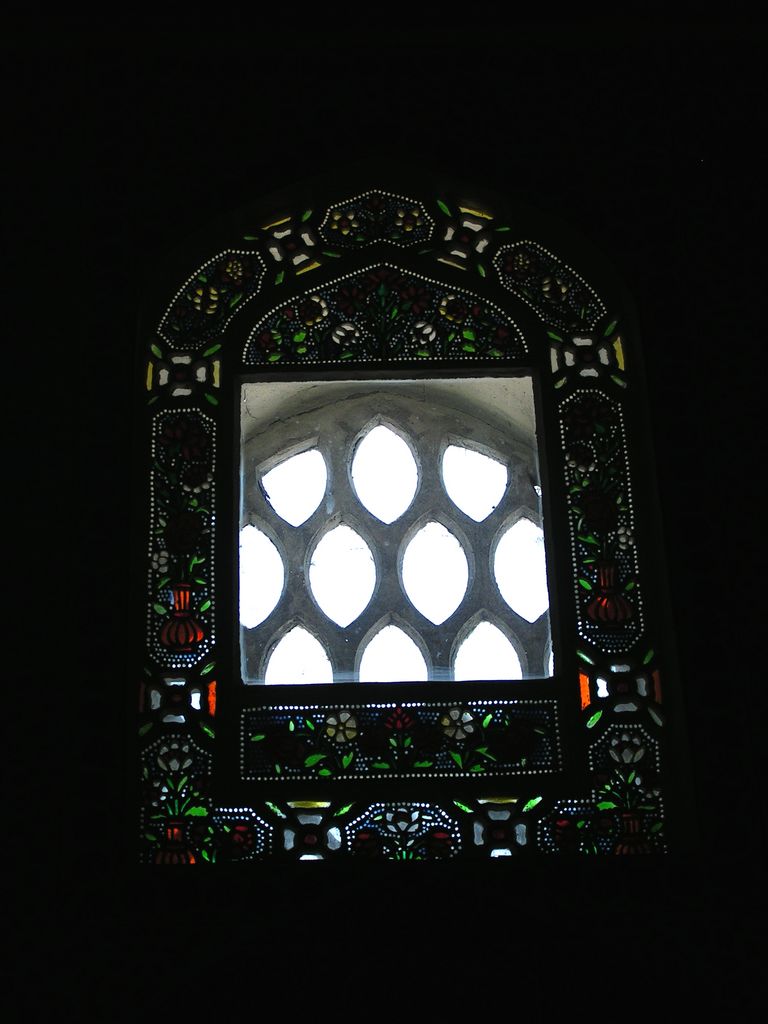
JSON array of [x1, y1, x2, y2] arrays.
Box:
[[579, 671, 591, 709], [207, 681, 217, 717]]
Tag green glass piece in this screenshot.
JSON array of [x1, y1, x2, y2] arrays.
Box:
[[138, 722, 153, 737], [202, 343, 222, 356], [586, 710, 602, 728], [250, 734, 266, 742], [453, 801, 473, 813], [643, 648, 655, 665], [152, 603, 167, 615], [436, 199, 451, 216], [265, 801, 285, 818], [186, 806, 208, 816], [200, 662, 215, 675], [150, 343, 163, 358], [304, 753, 327, 767], [522, 796, 542, 813], [603, 319, 618, 336], [200, 723, 215, 738]]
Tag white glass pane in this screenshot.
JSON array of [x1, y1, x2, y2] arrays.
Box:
[[454, 621, 523, 680], [358, 624, 428, 682], [262, 449, 326, 527], [442, 445, 507, 521], [351, 425, 418, 524], [402, 521, 468, 624], [264, 626, 332, 685], [309, 524, 376, 627], [494, 518, 550, 622], [239, 525, 284, 628]]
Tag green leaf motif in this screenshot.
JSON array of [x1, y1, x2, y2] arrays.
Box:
[[275, 271, 285, 285], [453, 801, 473, 813], [144, 832, 158, 843], [372, 761, 390, 770], [304, 753, 327, 767], [243, 234, 257, 241], [643, 648, 655, 665], [596, 801, 617, 810], [586, 710, 603, 729], [522, 796, 543, 813], [578, 578, 593, 591], [250, 733, 266, 742], [318, 768, 333, 777], [153, 603, 167, 616], [334, 803, 354, 817], [200, 723, 215, 738], [201, 662, 215, 676], [150, 343, 163, 358], [204, 393, 219, 406], [547, 331, 563, 342], [449, 751, 463, 768], [301, 209, 313, 221], [477, 263, 486, 277], [576, 648, 595, 665], [138, 722, 153, 737], [186, 806, 208, 817], [413, 760, 433, 768], [650, 822, 663, 834], [229, 292, 243, 308], [436, 199, 451, 216], [482, 713, 493, 728], [265, 801, 286, 818], [604, 319, 618, 337], [199, 599, 211, 612], [462, 328, 476, 341], [341, 752, 354, 769]]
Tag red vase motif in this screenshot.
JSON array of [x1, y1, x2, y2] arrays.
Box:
[[587, 560, 633, 625], [159, 583, 205, 651], [614, 811, 651, 854], [154, 821, 197, 865]]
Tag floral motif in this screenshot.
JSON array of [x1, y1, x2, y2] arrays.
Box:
[[325, 711, 358, 744], [158, 417, 210, 462], [440, 706, 475, 740], [328, 209, 360, 236], [298, 295, 329, 326], [438, 294, 468, 323], [157, 741, 193, 774], [609, 733, 646, 764]]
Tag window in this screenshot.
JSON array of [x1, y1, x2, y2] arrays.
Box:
[[239, 375, 552, 686], [138, 179, 688, 863]]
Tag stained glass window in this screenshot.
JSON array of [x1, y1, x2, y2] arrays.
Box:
[[137, 179, 689, 863]]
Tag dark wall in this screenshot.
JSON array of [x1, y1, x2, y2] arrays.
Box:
[[12, 22, 762, 1009]]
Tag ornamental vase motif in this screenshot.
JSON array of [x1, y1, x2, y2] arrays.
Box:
[[587, 559, 633, 626], [159, 583, 205, 651], [614, 811, 651, 855]]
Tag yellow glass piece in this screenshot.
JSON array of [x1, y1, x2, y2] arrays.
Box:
[[613, 337, 625, 370], [146, 362, 153, 390], [288, 800, 332, 809], [295, 260, 321, 275], [212, 359, 221, 387], [477, 796, 519, 805], [437, 256, 466, 270], [459, 205, 492, 220], [262, 214, 291, 230]]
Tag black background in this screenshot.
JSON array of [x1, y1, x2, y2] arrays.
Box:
[[10, 20, 764, 1011]]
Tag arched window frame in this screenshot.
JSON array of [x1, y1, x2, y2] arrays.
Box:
[[136, 172, 692, 864]]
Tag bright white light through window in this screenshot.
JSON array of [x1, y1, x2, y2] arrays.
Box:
[[351, 425, 418, 524], [239, 524, 285, 628], [494, 517, 550, 622], [262, 449, 326, 527], [309, 524, 376, 627], [264, 626, 333, 685], [402, 521, 468, 624], [454, 621, 523, 680], [358, 624, 429, 682], [442, 445, 507, 521]]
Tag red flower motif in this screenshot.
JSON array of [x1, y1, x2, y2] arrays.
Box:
[[384, 706, 415, 731]]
